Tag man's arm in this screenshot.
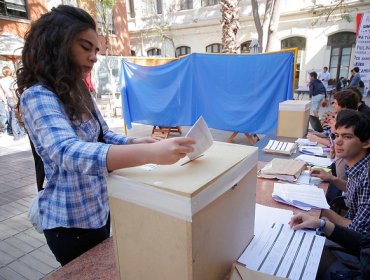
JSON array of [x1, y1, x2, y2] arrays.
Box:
[[321, 209, 351, 228]]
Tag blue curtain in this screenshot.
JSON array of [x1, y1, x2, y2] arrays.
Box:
[[120, 52, 294, 134]]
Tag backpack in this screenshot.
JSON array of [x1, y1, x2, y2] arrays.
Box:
[[359, 80, 364, 88]]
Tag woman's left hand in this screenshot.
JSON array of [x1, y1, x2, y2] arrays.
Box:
[[132, 136, 162, 144]]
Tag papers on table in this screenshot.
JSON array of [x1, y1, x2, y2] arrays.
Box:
[[298, 146, 324, 156], [254, 204, 293, 235], [295, 154, 333, 167], [238, 222, 325, 280], [258, 158, 306, 182], [185, 116, 213, 160], [263, 140, 297, 155], [272, 183, 330, 211], [295, 138, 317, 146], [295, 170, 322, 186]]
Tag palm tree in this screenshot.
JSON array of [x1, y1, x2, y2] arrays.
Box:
[[221, 0, 240, 54]]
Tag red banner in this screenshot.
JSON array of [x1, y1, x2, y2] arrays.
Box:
[[356, 13, 363, 37]]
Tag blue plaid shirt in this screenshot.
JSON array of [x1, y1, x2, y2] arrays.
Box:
[[345, 153, 370, 234], [21, 85, 129, 230]]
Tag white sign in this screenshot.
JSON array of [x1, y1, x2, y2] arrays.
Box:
[[354, 13, 370, 96]]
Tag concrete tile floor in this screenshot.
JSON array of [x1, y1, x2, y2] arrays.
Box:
[[0, 93, 368, 279]]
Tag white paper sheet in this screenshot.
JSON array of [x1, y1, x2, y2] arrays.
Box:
[[298, 146, 324, 156], [254, 204, 293, 235], [185, 116, 213, 160], [239, 223, 325, 280], [295, 138, 317, 146], [295, 154, 333, 167], [272, 183, 330, 211]]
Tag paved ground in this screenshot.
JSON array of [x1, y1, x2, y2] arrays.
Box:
[[0, 93, 368, 279]]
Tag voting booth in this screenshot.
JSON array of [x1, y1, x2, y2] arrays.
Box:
[[277, 100, 311, 138], [107, 142, 258, 280]]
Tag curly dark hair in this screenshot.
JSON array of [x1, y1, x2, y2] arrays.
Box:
[[16, 5, 97, 121]]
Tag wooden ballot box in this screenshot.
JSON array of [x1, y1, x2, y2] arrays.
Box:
[[277, 100, 311, 138], [107, 142, 258, 280]]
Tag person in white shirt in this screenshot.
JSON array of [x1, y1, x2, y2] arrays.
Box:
[[0, 66, 26, 140], [319, 66, 330, 89]]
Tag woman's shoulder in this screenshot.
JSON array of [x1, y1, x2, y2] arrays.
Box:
[[22, 84, 57, 100]]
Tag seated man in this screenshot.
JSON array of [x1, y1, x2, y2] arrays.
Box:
[[318, 109, 370, 234], [290, 211, 370, 279], [308, 89, 359, 147], [348, 86, 370, 117]]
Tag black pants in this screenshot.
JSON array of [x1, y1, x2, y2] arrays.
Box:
[[44, 215, 110, 266]]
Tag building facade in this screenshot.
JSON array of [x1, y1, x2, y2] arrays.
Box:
[[0, 0, 131, 95], [126, 0, 370, 87]]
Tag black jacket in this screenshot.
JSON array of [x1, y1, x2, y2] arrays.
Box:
[[309, 78, 326, 98]]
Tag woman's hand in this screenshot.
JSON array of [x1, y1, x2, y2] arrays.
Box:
[[131, 136, 162, 144], [151, 137, 196, 165]]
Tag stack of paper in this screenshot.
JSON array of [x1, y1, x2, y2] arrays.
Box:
[[295, 138, 317, 146], [263, 140, 297, 155], [238, 222, 325, 280], [298, 146, 324, 156], [295, 154, 333, 167], [258, 158, 306, 182], [272, 183, 330, 211]]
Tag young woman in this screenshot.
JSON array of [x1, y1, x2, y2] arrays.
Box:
[[16, 5, 195, 266]]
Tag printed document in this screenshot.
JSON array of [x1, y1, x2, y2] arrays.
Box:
[[238, 223, 325, 280], [185, 116, 213, 160]]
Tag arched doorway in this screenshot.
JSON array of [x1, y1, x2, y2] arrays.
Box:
[[328, 32, 356, 81], [281, 36, 306, 88]]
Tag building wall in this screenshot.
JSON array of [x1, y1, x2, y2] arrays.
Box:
[[0, 0, 48, 38], [126, 0, 370, 87]]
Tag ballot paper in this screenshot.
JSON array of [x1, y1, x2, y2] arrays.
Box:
[[185, 116, 213, 160], [263, 140, 297, 155], [238, 222, 325, 280], [272, 183, 330, 211]]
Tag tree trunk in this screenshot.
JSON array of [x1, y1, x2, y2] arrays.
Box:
[[251, 0, 282, 53], [220, 0, 240, 54], [251, 0, 262, 52], [265, 0, 282, 52]]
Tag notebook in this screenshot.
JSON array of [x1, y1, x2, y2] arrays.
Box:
[[309, 115, 324, 132]]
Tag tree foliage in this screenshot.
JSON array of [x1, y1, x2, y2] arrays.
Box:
[[310, 0, 353, 26]]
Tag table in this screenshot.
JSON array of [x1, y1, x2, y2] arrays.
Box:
[[46, 163, 327, 280], [295, 86, 334, 100]]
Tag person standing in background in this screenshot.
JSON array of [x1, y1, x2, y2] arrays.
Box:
[[319, 66, 330, 89], [309, 71, 327, 117], [0, 77, 7, 135], [0, 66, 25, 140]]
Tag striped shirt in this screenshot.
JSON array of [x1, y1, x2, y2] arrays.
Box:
[[345, 153, 370, 234], [21, 85, 129, 230]]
